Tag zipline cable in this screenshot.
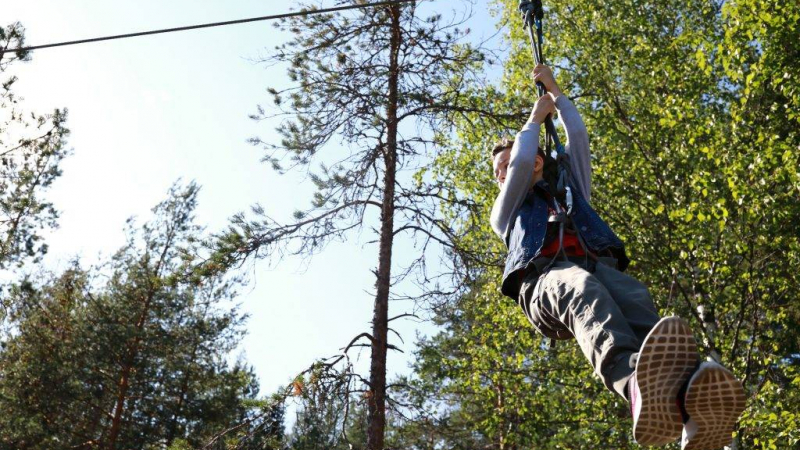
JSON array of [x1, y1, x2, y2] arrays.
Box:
[[2, 0, 419, 57]]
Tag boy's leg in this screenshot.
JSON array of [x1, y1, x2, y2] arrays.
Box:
[[591, 262, 661, 344], [525, 260, 642, 398], [525, 260, 700, 445], [588, 264, 746, 448]]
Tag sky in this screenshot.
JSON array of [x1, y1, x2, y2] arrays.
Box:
[[3, 0, 505, 402]]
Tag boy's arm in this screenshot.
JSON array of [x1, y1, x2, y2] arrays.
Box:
[[533, 64, 592, 202], [490, 123, 541, 241], [555, 95, 592, 202]]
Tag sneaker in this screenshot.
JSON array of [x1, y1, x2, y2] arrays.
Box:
[[681, 361, 746, 450], [632, 316, 700, 446]]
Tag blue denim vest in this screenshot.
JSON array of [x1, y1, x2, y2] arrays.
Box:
[[501, 180, 630, 299]]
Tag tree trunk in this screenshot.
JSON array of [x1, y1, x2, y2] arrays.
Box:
[[105, 300, 150, 450], [367, 5, 402, 450], [105, 228, 176, 450], [165, 303, 208, 448], [164, 345, 197, 448]]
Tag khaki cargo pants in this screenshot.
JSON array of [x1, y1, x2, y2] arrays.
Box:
[[519, 257, 661, 399]]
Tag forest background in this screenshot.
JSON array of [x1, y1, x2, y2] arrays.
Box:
[[0, 0, 797, 449]]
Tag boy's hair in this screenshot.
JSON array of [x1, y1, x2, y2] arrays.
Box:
[[490, 137, 546, 161]]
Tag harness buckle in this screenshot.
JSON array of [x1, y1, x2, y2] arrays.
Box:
[[565, 186, 573, 216], [548, 197, 567, 223]]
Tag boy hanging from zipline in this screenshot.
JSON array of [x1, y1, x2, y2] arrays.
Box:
[[489, 64, 746, 450]]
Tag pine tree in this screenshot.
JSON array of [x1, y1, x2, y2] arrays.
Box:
[[206, 2, 502, 448], [0, 22, 69, 269], [0, 183, 261, 450]]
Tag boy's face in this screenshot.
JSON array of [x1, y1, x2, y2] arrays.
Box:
[[492, 147, 544, 189], [493, 147, 511, 187]]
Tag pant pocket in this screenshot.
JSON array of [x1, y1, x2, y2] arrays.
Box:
[[520, 277, 573, 341]]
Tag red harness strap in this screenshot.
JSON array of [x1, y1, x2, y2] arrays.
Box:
[[540, 207, 585, 257]]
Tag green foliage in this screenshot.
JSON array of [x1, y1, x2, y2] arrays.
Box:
[[0, 21, 270, 450], [0, 183, 261, 450], [225, 396, 288, 450], [0, 22, 69, 269], [398, 279, 634, 449], [409, 0, 799, 448]]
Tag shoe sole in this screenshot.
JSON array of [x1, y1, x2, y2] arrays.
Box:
[[634, 316, 699, 446], [682, 363, 746, 450]]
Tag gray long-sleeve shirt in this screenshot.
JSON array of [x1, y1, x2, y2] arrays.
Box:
[[490, 95, 592, 241]]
